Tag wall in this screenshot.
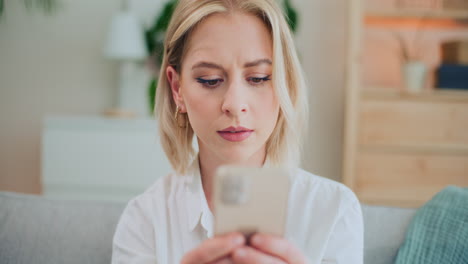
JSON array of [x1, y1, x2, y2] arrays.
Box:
[[297, 0, 349, 181], [0, 0, 349, 194], [0, 0, 119, 193]]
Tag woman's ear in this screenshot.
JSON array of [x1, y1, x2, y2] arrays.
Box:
[[166, 66, 186, 112]]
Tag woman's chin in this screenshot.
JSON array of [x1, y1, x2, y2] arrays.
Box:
[[216, 148, 265, 167]]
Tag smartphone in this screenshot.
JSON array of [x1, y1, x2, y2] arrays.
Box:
[[213, 166, 291, 238]]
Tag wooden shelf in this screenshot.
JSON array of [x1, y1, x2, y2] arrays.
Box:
[[361, 88, 468, 102], [343, 0, 468, 208], [366, 9, 468, 19], [358, 195, 427, 208], [358, 194, 430, 208], [360, 144, 468, 156]]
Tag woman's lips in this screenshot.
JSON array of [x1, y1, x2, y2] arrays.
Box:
[[217, 126, 253, 142]]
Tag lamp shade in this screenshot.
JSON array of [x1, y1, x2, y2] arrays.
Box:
[[104, 11, 147, 60]]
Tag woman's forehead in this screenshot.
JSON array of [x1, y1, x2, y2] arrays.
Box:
[[182, 11, 273, 69]]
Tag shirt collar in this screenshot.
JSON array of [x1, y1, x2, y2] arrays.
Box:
[[185, 155, 213, 237]]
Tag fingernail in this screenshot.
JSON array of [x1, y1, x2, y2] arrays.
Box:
[[235, 248, 246, 258], [232, 235, 244, 245], [252, 234, 262, 245]]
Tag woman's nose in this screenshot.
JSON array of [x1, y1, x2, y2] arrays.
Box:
[[221, 82, 248, 116]]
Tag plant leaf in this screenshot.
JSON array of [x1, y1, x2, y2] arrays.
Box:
[[0, 0, 4, 17], [284, 0, 298, 33], [145, 0, 177, 57], [148, 78, 158, 115], [154, 0, 177, 32], [22, 0, 57, 15]]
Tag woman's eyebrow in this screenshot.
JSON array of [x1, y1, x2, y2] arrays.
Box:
[[191, 59, 272, 71], [191, 61, 224, 71], [244, 58, 272, 68]]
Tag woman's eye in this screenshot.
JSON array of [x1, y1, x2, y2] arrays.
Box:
[[248, 75, 271, 85], [196, 78, 223, 88]]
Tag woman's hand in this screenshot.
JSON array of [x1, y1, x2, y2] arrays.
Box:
[[181, 232, 245, 264], [231, 233, 308, 264]]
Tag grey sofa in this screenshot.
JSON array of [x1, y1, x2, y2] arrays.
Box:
[[0, 191, 417, 264]]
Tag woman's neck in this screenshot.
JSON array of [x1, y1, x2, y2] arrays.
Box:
[[198, 146, 266, 211]]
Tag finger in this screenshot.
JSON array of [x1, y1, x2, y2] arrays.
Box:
[[231, 246, 287, 264], [181, 233, 245, 264], [249, 233, 307, 263], [209, 257, 235, 264]]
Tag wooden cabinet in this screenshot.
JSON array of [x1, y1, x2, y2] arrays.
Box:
[[343, 0, 468, 208]]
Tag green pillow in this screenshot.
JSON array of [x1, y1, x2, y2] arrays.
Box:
[[395, 186, 468, 264]]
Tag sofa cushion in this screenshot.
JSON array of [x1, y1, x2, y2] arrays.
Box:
[[0, 191, 126, 264], [395, 186, 468, 264], [0, 191, 419, 264], [362, 205, 416, 264]]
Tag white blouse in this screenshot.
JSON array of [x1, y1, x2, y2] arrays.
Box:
[[112, 158, 363, 264]]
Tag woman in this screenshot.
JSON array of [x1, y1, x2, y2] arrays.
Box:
[[112, 0, 363, 263]]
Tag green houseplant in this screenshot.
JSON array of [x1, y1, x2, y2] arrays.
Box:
[[144, 0, 298, 114], [0, 0, 58, 18]]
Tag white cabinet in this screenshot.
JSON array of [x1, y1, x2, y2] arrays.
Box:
[[42, 116, 172, 203]]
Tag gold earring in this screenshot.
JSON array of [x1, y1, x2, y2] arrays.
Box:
[[175, 105, 187, 128], [175, 105, 180, 120]]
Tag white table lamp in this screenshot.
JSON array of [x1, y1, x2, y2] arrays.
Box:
[[104, 5, 148, 118]]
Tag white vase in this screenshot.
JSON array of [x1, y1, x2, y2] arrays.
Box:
[[403, 61, 427, 93]]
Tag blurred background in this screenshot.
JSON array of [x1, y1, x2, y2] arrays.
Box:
[[0, 0, 467, 206]]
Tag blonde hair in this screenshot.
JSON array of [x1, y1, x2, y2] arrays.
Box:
[[155, 0, 308, 174]]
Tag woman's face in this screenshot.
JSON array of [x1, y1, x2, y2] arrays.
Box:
[[168, 12, 279, 165]]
